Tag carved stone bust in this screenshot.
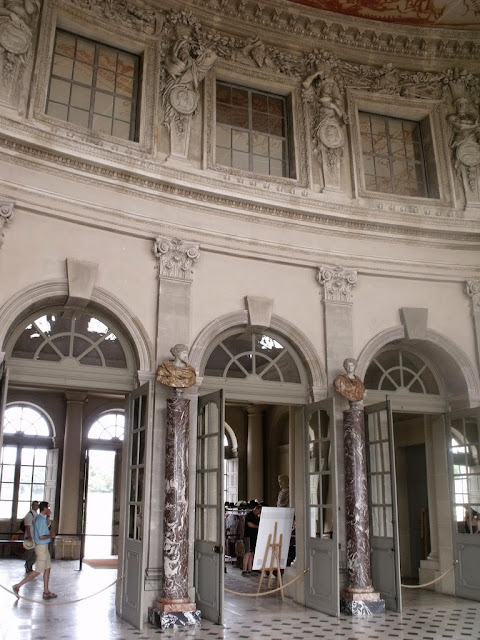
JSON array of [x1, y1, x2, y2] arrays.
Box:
[[333, 357, 365, 408], [156, 344, 196, 389]]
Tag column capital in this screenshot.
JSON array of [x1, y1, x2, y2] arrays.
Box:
[[0, 202, 14, 248], [317, 265, 357, 303], [153, 236, 200, 281], [64, 391, 87, 403], [465, 281, 480, 311]]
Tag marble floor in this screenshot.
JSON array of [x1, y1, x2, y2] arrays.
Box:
[[1, 558, 479, 640]]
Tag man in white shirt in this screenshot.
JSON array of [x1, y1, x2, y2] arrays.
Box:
[[23, 501, 39, 573]]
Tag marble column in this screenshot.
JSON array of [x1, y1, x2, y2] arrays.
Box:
[[56, 392, 86, 559], [246, 406, 264, 501], [149, 393, 200, 628], [341, 408, 385, 615]]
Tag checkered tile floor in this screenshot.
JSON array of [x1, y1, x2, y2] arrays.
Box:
[[1, 558, 479, 639]]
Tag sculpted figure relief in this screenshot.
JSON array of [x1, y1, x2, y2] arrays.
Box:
[[0, 0, 39, 70], [156, 344, 196, 389], [333, 358, 365, 408], [163, 33, 217, 123], [303, 65, 348, 151], [447, 98, 480, 171]]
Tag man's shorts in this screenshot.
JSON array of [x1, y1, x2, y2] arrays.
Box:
[[34, 544, 51, 572]]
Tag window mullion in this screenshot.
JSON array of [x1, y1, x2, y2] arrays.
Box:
[[248, 90, 253, 172]]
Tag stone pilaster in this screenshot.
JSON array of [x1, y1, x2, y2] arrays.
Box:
[[148, 236, 200, 628], [317, 265, 357, 386], [465, 281, 480, 374]]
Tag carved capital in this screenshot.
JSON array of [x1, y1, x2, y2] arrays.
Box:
[[153, 237, 200, 281], [317, 265, 357, 303], [466, 281, 480, 312], [0, 202, 14, 247]]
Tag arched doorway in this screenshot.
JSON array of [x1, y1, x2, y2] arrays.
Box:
[[83, 411, 124, 560], [192, 321, 333, 622], [361, 338, 480, 604]]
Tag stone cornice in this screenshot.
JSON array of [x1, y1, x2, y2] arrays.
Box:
[[2, 181, 479, 284], [1, 130, 479, 248], [182, 0, 480, 64]]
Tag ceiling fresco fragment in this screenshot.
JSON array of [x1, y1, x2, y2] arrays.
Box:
[[287, 0, 480, 29]]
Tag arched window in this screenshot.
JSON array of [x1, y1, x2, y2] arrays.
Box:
[[11, 312, 128, 368], [224, 424, 238, 505], [1, 404, 53, 521], [204, 330, 303, 383], [88, 412, 125, 441], [365, 348, 440, 395]]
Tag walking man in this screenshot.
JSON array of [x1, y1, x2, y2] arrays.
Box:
[[13, 501, 57, 600], [22, 501, 39, 573]]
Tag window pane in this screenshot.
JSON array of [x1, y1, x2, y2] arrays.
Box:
[[216, 81, 290, 177], [361, 112, 430, 198], [47, 30, 138, 140]]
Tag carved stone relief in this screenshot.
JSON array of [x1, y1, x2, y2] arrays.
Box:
[[302, 52, 348, 191], [153, 236, 200, 281], [69, 0, 159, 35], [317, 265, 357, 303], [0, 201, 14, 247], [0, 0, 40, 83]]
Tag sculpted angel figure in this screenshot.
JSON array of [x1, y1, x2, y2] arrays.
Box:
[[447, 97, 480, 170], [156, 344, 196, 389], [333, 358, 365, 408]]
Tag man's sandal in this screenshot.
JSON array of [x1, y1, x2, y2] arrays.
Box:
[[43, 592, 57, 600]]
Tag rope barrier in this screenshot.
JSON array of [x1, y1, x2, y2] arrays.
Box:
[[401, 561, 457, 589], [225, 568, 309, 597], [2, 575, 123, 606]]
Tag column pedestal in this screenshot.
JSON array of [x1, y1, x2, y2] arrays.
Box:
[[340, 408, 385, 616], [148, 394, 200, 629]]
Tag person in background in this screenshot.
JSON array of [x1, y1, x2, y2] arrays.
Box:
[[22, 500, 39, 573], [13, 501, 57, 600], [242, 503, 262, 576]]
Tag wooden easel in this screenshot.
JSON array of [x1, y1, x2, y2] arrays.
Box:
[[257, 521, 284, 600]]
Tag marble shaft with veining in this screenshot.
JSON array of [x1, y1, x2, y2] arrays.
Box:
[[163, 396, 190, 601], [344, 408, 373, 592]]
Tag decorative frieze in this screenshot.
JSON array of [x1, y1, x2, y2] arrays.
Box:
[[317, 266, 358, 303], [68, 0, 159, 34], [0, 201, 14, 247], [153, 237, 200, 281]]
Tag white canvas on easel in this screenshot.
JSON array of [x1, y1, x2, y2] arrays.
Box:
[[252, 507, 295, 570]]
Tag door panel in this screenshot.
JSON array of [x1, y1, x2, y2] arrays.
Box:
[[304, 397, 339, 616], [194, 390, 224, 624], [122, 383, 150, 629], [446, 407, 480, 601], [365, 400, 402, 612]]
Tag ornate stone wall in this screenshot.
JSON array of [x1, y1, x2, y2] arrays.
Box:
[[0, 0, 478, 235]]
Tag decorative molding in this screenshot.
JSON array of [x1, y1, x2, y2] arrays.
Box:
[[0, 201, 14, 247], [317, 265, 358, 303], [191, 0, 480, 62], [153, 236, 200, 280], [3, 132, 480, 247], [66, 0, 160, 35]]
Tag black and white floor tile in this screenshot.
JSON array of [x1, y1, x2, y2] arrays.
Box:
[[0, 559, 479, 640]]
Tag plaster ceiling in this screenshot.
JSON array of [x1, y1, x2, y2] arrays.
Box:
[[286, 0, 480, 29]]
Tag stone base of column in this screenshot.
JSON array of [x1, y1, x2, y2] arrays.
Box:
[[148, 601, 201, 629], [340, 590, 385, 616]]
